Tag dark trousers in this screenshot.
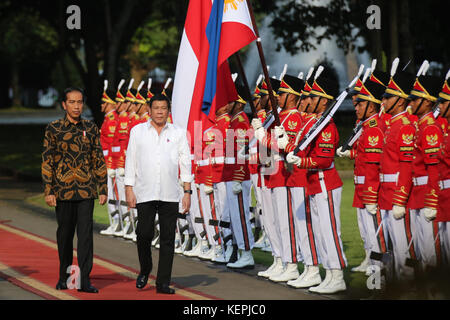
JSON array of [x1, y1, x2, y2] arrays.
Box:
[[55, 199, 94, 288], [136, 201, 178, 286]]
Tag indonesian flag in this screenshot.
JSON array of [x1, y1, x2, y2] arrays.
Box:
[[172, 0, 256, 143]]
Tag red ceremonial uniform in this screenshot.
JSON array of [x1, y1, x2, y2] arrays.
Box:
[[195, 123, 214, 186], [114, 111, 130, 169], [301, 119, 343, 195], [100, 110, 118, 169], [211, 113, 231, 184], [352, 113, 386, 208], [437, 121, 450, 221], [249, 109, 266, 175], [408, 112, 442, 210], [260, 109, 302, 188], [378, 111, 416, 210], [222, 111, 250, 182]]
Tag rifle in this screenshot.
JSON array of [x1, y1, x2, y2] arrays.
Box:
[[293, 66, 364, 154], [341, 121, 363, 152]]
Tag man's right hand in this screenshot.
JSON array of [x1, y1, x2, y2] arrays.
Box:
[[125, 186, 137, 208], [45, 195, 56, 207]]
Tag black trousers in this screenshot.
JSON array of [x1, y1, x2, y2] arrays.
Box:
[[55, 199, 94, 288], [136, 201, 178, 286]]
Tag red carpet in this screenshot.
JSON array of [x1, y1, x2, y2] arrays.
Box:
[[0, 221, 216, 300]]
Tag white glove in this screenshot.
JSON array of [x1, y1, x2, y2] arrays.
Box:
[[204, 185, 214, 195], [232, 181, 243, 194], [237, 148, 249, 160], [107, 168, 116, 178], [274, 125, 286, 138], [392, 205, 406, 220], [336, 146, 351, 158], [251, 118, 262, 130], [365, 204, 378, 215], [424, 207, 437, 222], [286, 151, 302, 166], [117, 167, 125, 177], [254, 127, 266, 142]]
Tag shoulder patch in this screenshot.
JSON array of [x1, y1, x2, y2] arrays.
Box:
[[369, 118, 377, 127], [402, 117, 410, 125]]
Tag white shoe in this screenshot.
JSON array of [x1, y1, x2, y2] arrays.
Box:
[[269, 263, 299, 282], [287, 265, 309, 287], [100, 224, 116, 236], [183, 239, 202, 257], [253, 232, 267, 249], [257, 257, 278, 278], [124, 229, 136, 241], [121, 220, 131, 238], [264, 257, 285, 278], [309, 269, 332, 293], [351, 250, 370, 273], [226, 250, 254, 269], [313, 269, 346, 294], [211, 246, 224, 263], [199, 245, 216, 260], [288, 265, 322, 288]]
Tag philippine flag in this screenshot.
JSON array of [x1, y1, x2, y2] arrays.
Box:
[[171, 0, 256, 140]]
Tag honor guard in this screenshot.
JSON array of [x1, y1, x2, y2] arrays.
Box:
[[286, 68, 348, 294], [378, 58, 417, 282], [437, 70, 450, 266], [407, 66, 443, 271], [99, 82, 120, 236]]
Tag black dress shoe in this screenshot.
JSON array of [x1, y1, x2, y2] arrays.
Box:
[[55, 280, 68, 290], [77, 284, 99, 293], [136, 274, 149, 289], [156, 284, 175, 294]]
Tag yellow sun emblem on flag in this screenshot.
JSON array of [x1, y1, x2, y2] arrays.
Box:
[[224, 0, 244, 12]]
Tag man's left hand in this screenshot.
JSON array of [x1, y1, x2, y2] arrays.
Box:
[[181, 193, 191, 214], [99, 195, 107, 205]]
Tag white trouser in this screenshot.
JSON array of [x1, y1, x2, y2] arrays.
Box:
[[440, 222, 450, 266], [382, 209, 415, 280], [360, 208, 388, 268], [107, 175, 118, 224], [271, 187, 299, 263], [250, 173, 263, 229], [115, 173, 129, 222], [213, 181, 232, 245], [260, 185, 282, 258], [226, 180, 254, 250], [187, 183, 205, 240], [357, 208, 369, 251], [410, 209, 441, 268], [309, 186, 347, 270], [198, 184, 218, 246], [289, 187, 318, 266]]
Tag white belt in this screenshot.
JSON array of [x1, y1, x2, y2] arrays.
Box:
[[440, 179, 450, 190], [273, 154, 285, 162], [249, 147, 257, 154], [111, 146, 121, 153], [103, 150, 109, 156], [354, 175, 365, 185], [190, 154, 195, 161], [212, 156, 224, 164], [197, 159, 210, 166], [380, 173, 398, 183], [412, 176, 428, 186], [225, 157, 235, 164], [310, 162, 335, 171]]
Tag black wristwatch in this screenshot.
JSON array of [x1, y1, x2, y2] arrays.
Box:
[[184, 189, 192, 194]]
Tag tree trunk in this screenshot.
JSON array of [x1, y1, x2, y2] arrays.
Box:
[[389, 0, 399, 64], [11, 60, 21, 107], [399, 0, 414, 73]]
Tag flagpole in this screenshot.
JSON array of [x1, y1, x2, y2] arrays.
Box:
[[245, 0, 280, 126], [234, 52, 257, 117]]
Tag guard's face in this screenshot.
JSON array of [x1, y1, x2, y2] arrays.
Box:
[[150, 100, 170, 126], [352, 95, 358, 108], [384, 96, 400, 114], [62, 91, 83, 120], [355, 100, 368, 120], [439, 100, 450, 118], [278, 93, 289, 108]]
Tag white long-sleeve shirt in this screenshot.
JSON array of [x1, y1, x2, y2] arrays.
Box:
[[124, 121, 192, 204]]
